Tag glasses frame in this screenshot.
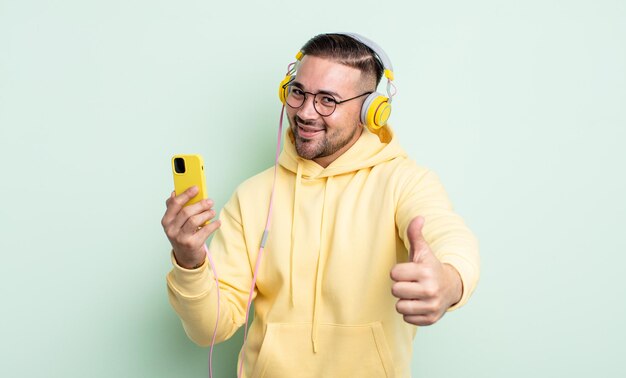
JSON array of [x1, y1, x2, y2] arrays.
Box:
[[282, 82, 372, 117]]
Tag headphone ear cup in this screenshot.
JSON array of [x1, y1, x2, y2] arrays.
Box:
[[278, 75, 294, 104], [360, 92, 392, 132]]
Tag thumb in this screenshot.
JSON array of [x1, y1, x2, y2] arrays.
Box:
[[407, 216, 429, 263]]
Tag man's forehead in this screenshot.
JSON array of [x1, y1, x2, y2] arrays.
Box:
[[294, 55, 363, 95]]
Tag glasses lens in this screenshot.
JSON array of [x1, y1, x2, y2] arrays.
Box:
[[313, 94, 337, 116], [284, 85, 338, 117], [285, 85, 304, 109]]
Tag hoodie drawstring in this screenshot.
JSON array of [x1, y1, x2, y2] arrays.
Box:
[[289, 162, 303, 307], [311, 175, 332, 353]]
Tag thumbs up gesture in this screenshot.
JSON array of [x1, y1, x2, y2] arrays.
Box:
[[390, 216, 463, 326]]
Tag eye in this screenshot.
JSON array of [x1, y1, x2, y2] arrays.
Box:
[[290, 87, 305, 97], [318, 95, 337, 105]]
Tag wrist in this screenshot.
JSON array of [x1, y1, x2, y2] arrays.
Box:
[[172, 250, 206, 270], [443, 263, 462, 307]]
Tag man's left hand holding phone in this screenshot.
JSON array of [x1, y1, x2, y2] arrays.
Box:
[[162, 154, 221, 269]]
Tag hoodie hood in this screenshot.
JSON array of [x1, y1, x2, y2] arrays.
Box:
[[278, 125, 406, 352]]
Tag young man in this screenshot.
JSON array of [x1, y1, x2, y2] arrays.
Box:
[[162, 33, 480, 377]]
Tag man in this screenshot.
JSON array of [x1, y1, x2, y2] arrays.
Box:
[[162, 33, 480, 377]]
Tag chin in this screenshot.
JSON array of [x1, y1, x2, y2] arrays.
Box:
[[295, 142, 321, 160]]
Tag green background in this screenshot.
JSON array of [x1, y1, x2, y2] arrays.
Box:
[[1, 0, 624, 377]]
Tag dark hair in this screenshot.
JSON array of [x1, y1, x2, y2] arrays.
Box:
[[300, 33, 384, 87]]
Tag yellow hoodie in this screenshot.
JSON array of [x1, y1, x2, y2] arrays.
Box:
[[167, 127, 480, 378]]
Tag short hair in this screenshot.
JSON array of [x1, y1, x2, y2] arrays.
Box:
[[300, 33, 384, 87]]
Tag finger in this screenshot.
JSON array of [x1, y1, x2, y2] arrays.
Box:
[[390, 262, 423, 282], [161, 191, 176, 228], [396, 299, 433, 317], [407, 216, 431, 262], [171, 198, 214, 233], [407, 216, 425, 245], [179, 219, 222, 256], [179, 220, 221, 251], [390, 263, 437, 292], [181, 207, 217, 235], [402, 314, 440, 327], [169, 186, 200, 212], [407, 216, 429, 262], [391, 281, 431, 300], [162, 186, 200, 227], [195, 218, 222, 243]]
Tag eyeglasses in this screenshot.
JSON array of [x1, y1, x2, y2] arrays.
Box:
[[282, 83, 371, 117]]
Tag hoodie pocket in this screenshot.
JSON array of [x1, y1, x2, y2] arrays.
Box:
[[250, 322, 395, 378]]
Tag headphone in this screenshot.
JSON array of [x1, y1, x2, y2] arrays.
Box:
[[278, 32, 396, 135]]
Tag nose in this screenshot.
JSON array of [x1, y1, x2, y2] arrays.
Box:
[[297, 93, 319, 120]]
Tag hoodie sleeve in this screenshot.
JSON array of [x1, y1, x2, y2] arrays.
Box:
[[166, 191, 253, 346], [394, 162, 480, 311]]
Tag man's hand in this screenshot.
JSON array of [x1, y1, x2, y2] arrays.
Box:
[[390, 216, 462, 326], [161, 186, 221, 269]]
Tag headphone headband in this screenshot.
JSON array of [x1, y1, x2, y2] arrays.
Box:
[[335, 32, 394, 80]]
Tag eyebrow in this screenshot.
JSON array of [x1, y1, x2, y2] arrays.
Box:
[[290, 81, 343, 100]]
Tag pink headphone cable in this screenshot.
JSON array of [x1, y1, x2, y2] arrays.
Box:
[[205, 105, 286, 378], [237, 104, 285, 378], [203, 243, 220, 378]]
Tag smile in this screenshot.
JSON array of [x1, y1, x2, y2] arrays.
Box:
[[297, 124, 325, 139]]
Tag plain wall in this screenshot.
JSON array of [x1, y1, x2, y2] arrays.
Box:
[[1, 0, 624, 377]]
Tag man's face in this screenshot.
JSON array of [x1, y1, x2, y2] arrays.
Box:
[[285, 55, 367, 167]]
